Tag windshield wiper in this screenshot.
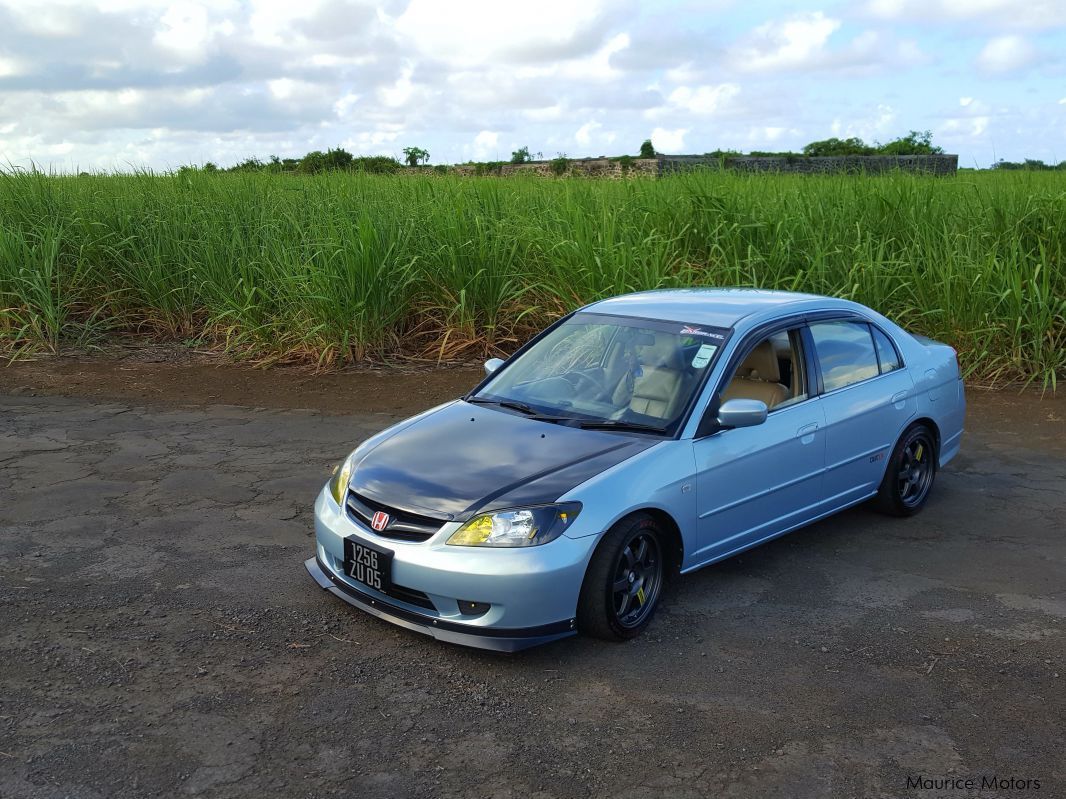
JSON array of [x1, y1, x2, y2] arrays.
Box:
[[466, 396, 571, 422], [466, 396, 538, 415], [573, 419, 668, 434]]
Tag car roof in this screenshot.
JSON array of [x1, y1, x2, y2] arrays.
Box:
[[581, 288, 837, 329]]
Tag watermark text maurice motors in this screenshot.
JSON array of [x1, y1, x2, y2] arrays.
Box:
[[906, 774, 1042, 793]]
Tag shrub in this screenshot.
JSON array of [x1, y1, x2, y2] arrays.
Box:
[[803, 137, 875, 157], [549, 157, 570, 176], [351, 156, 401, 174]]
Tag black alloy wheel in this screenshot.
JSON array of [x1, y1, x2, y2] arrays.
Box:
[[874, 423, 937, 516], [612, 531, 663, 629], [578, 513, 667, 640]]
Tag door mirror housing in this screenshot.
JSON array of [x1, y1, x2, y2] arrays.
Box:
[[716, 398, 768, 430], [483, 357, 505, 376]]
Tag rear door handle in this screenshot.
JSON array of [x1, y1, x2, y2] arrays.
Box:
[[797, 423, 818, 443], [891, 391, 908, 406]]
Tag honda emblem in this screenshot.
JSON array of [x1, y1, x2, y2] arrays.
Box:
[[371, 510, 390, 531]]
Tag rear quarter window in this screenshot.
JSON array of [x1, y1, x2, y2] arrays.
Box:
[[871, 326, 902, 373]]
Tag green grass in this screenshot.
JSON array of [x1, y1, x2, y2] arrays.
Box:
[[1, 168, 1063, 387]]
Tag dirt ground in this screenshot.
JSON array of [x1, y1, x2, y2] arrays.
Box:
[[1, 354, 1064, 798]]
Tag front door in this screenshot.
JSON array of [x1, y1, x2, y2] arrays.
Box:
[[692, 328, 827, 563]]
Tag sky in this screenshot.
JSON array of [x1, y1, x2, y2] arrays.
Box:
[[0, 0, 1064, 172]]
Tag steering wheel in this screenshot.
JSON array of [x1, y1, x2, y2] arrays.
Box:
[[561, 369, 606, 398]]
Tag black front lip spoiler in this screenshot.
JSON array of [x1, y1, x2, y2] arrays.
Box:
[[304, 557, 576, 653]]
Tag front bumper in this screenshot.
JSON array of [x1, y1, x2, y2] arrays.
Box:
[[305, 557, 575, 652], [308, 487, 595, 651]]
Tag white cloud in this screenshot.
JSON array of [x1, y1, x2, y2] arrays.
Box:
[[666, 83, 740, 115], [515, 32, 630, 82], [0, 57, 24, 77], [154, 1, 235, 60], [523, 105, 563, 121], [575, 121, 601, 145], [960, 96, 973, 107], [472, 130, 498, 158], [830, 103, 897, 140], [866, 0, 1066, 29], [379, 65, 415, 108], [940, 97, 994, 139], [733, 12, 841, 72], [650, 127, 688, 153], [395, 0, 608, 65], [0, 0, 1062, 170], [977, 35, 1037, 73], [333, 92, 359, 117]]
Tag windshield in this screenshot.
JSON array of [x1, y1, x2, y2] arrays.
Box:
[[472, 313, 729, 433]]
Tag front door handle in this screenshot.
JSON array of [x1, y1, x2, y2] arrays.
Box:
[[797, 422, 818, 443]]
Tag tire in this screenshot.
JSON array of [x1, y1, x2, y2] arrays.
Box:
[[577, 513, 666, 641], [874, 423, 937, 517]]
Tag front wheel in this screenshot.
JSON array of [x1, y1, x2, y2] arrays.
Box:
[[577, 513, 665, 641], [874, 424, 937, 516]]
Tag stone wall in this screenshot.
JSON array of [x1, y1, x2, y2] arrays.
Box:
[[450, 153, 959, 178], [451, 157, 659, 178], [658, 154, 959, 175]]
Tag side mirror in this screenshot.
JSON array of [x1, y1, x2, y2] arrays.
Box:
[[484, 357, 505, 376], [716, 398, 768, 429]]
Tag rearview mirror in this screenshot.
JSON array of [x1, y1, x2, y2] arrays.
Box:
[[716, 398, 768, 429], [484, 357, 505, 376]]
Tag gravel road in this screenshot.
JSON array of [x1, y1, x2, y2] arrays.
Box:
[[1, 365, 1063, 798]]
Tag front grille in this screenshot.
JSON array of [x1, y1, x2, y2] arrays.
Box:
[[345, 491, 446, 543], [387, 584, 435, 611]]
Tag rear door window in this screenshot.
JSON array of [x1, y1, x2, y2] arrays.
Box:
[[809, 321, 880, 392]]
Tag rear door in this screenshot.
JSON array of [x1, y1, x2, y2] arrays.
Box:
[[807, 319, 916, 507], [692, 326, 827, 562]]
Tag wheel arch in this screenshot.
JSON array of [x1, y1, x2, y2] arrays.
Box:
[[879, 416, 941, 484], [911, 416, 941, 460], [591, 506, 685, 578]]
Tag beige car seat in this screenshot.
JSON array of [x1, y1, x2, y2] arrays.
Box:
[[624, 334, 686, 419], [721, 340, 790, 409]]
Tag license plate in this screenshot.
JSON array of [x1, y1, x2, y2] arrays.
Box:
[[343, 537, 392, 593]]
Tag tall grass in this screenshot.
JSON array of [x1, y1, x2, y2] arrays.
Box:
[[0, 168, 1062, 386]]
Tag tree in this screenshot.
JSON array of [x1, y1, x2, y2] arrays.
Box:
[[402, 146, 430, 166], [639, 139, 655, 158], [510, 146, 533, 164], [876, 130, 943, 156], [802, 137, 874, 157]]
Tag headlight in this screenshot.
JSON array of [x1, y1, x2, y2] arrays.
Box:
[[447, 503, 581, 547], [328, 453, 357, 505]]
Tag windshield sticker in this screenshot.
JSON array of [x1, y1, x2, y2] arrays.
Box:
[[680, 325, 724, 340], [692, 343, 717, 369]]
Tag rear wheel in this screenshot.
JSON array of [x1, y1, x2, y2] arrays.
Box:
[[577, 513, 665, 641], [874, 424, 937, 516]]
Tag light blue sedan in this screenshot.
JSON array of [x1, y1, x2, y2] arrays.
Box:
[[306, 289, 965, 650]]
